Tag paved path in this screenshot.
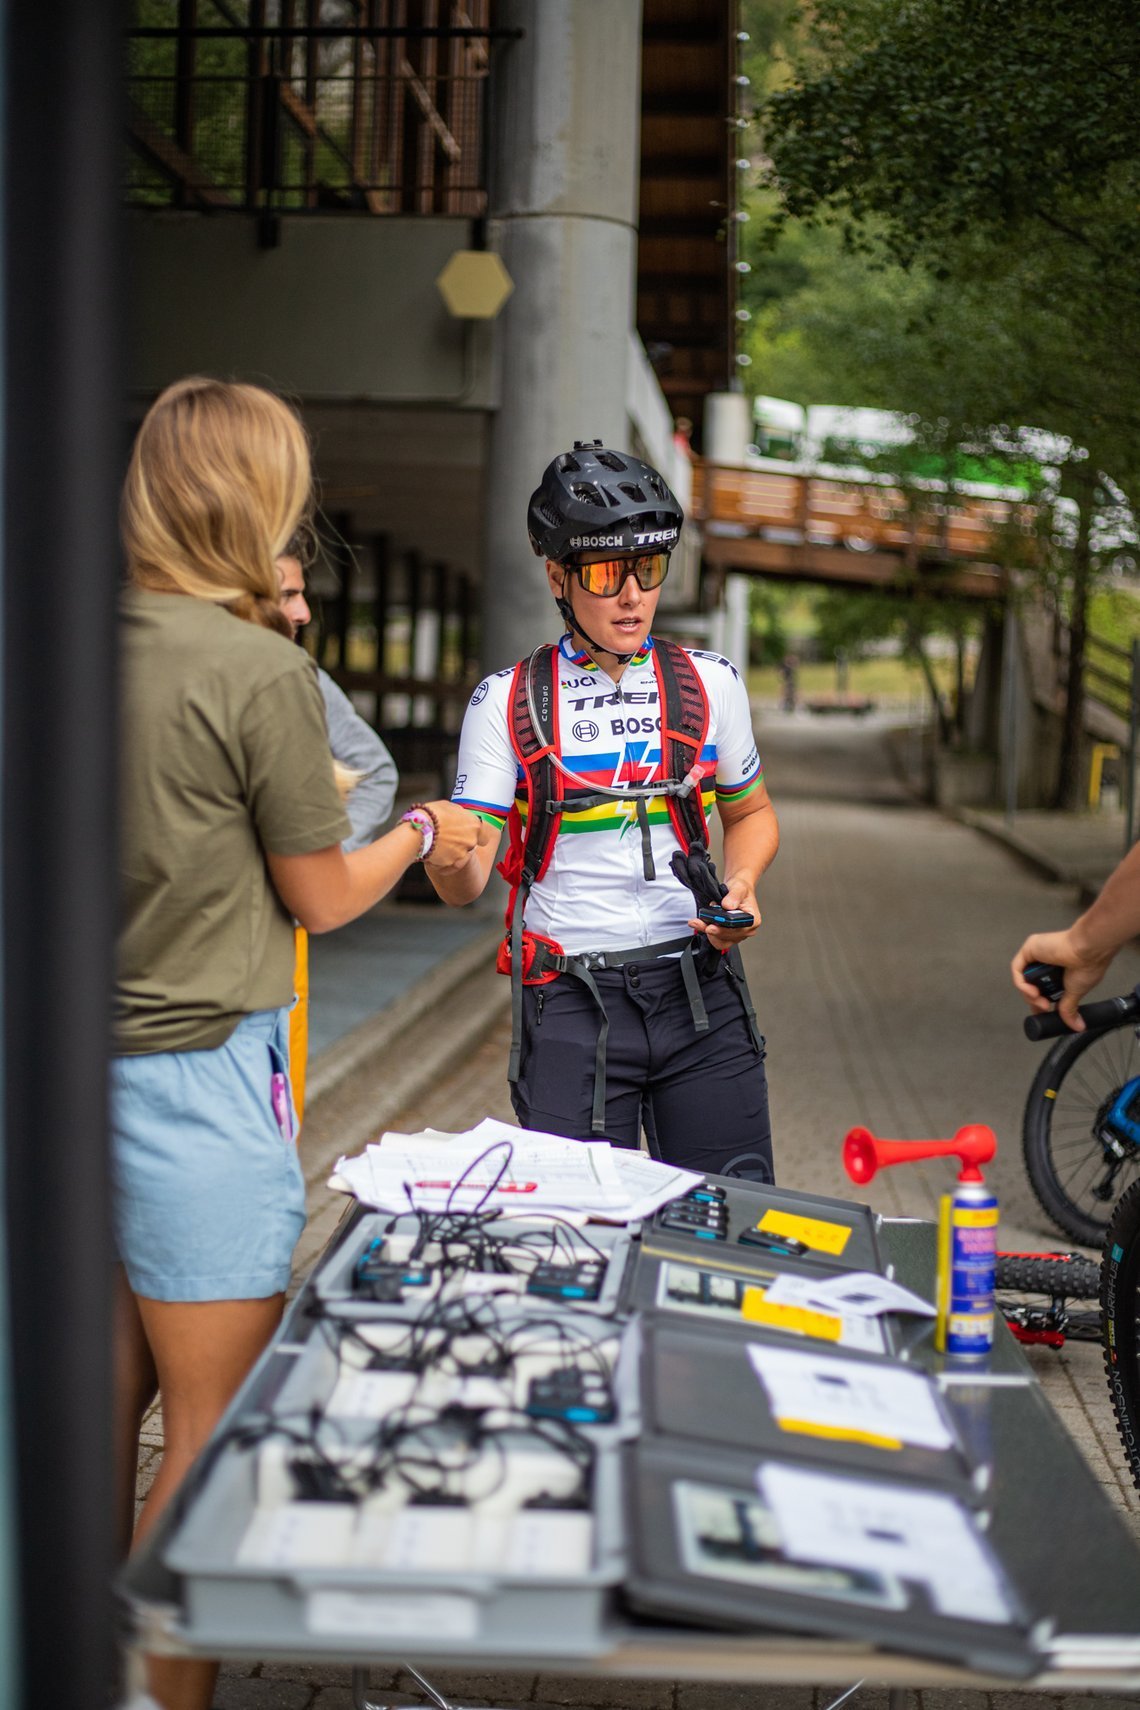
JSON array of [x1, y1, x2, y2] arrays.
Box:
[[205, 711, 1140, 1710]]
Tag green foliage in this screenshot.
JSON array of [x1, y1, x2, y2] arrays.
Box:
[[749, 581, 791, 665], [752, 0, 1140, 492]]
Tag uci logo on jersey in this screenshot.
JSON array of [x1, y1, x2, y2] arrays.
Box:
[[572, 720, 600, 742], [634, 527, 679, 547]]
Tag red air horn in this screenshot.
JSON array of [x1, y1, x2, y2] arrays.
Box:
[[843, 1124, 996, 1186]]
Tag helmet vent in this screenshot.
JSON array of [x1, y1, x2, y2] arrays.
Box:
[[619, 482, 646, 503], [557, 453, 582, 474], [570, 481, 612, 508], [596, 450, 628, 473], [539, 500, 562, 527], [647, 474, 668, 500]]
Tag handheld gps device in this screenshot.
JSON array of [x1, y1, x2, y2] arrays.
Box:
[[698, 906, 754, 929]]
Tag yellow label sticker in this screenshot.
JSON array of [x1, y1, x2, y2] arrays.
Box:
[[741, 1289, 842, 1341], [954, 1207, 999, 1228], [758, 1209, 853, 1256], [1044, 1087, 1057, 1100], [776, 1417, 903, 1451]]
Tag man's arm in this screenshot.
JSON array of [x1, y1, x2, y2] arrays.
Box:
[[1011, 838, 1140, 1028], [693, 783, 779, 953], [318, 668, 399, 848]]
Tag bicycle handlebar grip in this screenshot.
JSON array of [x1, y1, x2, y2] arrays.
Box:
[[1024, 993, 1140, 1042]]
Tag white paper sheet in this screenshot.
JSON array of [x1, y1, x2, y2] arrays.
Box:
[[763, 1269, 937, 1319], [760, 1464, 1012, 1623], [330, 1121, 698, 1223], [747, 1343, 953, 1450]]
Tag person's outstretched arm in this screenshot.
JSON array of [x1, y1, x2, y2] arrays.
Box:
[[1011, 839, 1140, 1029], [268, 803, 495, 933]]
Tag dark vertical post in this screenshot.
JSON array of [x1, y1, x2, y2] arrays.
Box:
[[406, 548, 422, 725], [326, 511, 352, 675], [399, 0, 422, 212], [304, 0, 320, 207], [373, 533, 391, 723], [3, 1, 122, 1702], [174, 0, 198, 208], [431, 560, 447, 725], [458, 571, 474, 683], [245, 0, 267, 211]]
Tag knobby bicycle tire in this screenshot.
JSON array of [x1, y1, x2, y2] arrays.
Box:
[[1023, 1015, 1140, 1246], [1103, 1178, 1140, 1495], [995, 1251, 1101, 1298]]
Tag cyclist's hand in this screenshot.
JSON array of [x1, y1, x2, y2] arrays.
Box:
[[690, 878, 761, 953], [423, 802, 485, 874], [1011, 930, 1114, 1031]]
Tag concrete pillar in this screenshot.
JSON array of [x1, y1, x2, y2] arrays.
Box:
[[703, 391, 753, 673], [481, 0, 643, 672], [704, 391, 752, 465]]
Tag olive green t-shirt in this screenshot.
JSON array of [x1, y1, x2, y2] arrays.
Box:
[[116, 589, 352, 1055]]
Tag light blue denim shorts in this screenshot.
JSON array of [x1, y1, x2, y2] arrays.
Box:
[[110, 1008, 306, 1302]]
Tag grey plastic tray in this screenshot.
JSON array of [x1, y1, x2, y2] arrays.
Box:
[[313, 1210, 634, 1323], [160, 1424, 626, 1657], [270, 1307, 642, 1447]]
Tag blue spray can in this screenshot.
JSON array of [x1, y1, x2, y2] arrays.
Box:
[[945, 1166, 999, 1359]]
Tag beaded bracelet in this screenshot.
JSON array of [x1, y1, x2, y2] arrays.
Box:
[[400, 802, 440, 861]]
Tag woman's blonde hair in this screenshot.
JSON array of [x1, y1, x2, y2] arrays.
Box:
[[122, 376, 312, 628]]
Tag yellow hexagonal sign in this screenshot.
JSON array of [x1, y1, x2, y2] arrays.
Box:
[[436, 250, 514, 320]]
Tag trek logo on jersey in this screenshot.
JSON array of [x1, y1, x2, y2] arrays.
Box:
[[572, 720, 601, 742], [634, 527, 679, 548], [568, 532, 624, 549]]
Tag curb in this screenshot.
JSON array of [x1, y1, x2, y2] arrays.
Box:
[[948, 807, 1082, 889], [306, 921, 504, 1106], [299, 922, 511, 1199]]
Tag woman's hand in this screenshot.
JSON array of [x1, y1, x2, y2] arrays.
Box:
[[689, 876, 761, 954], [424, 802, 496, 874]]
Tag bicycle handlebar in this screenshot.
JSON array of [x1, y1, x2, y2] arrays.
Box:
[[1024, 991, 1140, 1042]]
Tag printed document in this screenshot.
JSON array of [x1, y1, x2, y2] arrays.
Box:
[[760, 1463, 1012, 1623], [747, 1344, 953, 1450]]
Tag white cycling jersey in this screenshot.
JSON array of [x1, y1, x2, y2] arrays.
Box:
[[452, 635, 764, 955]]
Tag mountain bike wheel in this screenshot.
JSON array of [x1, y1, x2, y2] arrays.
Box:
[[1102, 1179, 1140, 1494], [995, 1251, 1101, 1298], [1023, 1015, 1140, 1245]]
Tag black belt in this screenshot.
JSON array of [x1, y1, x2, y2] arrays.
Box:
[[510, 931, 760, 1137], [530, 933, 694, 977]]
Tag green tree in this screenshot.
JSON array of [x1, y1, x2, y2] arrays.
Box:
[[740, 0, 1140, 804]]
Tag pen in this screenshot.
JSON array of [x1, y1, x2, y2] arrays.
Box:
[[413, 1180, 538, 1192]]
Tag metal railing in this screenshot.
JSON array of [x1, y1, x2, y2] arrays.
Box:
[[126, 6, 504, 217]]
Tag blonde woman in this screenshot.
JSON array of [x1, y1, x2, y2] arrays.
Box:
[[115, 377, 487, 1710]]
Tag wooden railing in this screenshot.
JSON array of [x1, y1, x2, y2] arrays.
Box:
[[692, 461, 1038, 567]]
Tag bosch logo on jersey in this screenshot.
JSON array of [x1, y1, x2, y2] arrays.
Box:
[[568, 532, 624, 550], [634, 527, 679, 548], [572, 720, 600, 742]]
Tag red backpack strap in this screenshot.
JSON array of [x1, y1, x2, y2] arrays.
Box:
[[499, 646, 564, 1084], [653, 638, 710, 850], [503, 644, 563, 892]]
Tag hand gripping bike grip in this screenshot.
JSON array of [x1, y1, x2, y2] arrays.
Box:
[[1024, 992, 1140, 1042]]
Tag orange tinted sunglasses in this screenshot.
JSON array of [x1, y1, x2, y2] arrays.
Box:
[[566, 553, 671, 597]]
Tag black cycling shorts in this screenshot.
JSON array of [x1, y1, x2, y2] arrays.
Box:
[[510, 951, 774, 1181]]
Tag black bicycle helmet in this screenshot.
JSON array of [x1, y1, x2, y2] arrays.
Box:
[[527, 439, 684, 561]]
